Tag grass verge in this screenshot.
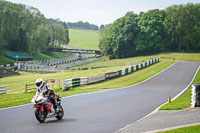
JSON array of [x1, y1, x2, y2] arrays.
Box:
[[32, 52, 70, 60], [75, 60, 173, 90], [0, 60, 173, 108], [160, 66, 200, 110], [157, 125, 200, 133]]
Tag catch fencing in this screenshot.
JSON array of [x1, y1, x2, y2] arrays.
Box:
[[63, 58, 160, 91]]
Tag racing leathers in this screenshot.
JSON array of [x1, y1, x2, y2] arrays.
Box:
[[36, 82, 57, 110]]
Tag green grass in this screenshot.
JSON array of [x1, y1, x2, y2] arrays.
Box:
[[0, 93, 35, 108], [0, 55, 15, 65], [0, 66, 128, 94], [47, 52, 70, 58], [77, 55, 156, 69], [158, 52, 200, 62], [32, 52, 53, 60], [157, 125, 200, 133], [73, 52, 200, 70], [0, 59, 169, 108], [160, 66, 200, 110], [69, 29, 99, 50], [32, 52, 71, 61], [1, 52, 200, 108], [76, 60, 173, 90], [0, 52, 70, 65]]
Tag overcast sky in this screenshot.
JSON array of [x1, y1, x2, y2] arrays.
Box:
[[6, 0, 200, 26]]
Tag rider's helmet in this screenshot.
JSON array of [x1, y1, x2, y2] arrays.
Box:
[[36, 78, 44, 89]]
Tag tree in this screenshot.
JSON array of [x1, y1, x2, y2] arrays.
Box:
[[29, 24, 49, 54], [100, 25, 105, 29], [63, 22, 70, 44], [99, 12, 139, 59], [0, 1, 69, 54], [135, 9, 168, 54], [67, 21, 99, 30], [164, 3, 200, 52]]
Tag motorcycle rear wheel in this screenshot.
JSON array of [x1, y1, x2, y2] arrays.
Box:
[[35, 108, 47, 123], [56, 105, 64, 120]]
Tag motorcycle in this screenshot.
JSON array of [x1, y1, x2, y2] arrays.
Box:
[[31, 93, 64, 123]]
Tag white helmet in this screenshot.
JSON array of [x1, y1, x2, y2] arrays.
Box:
[[36, 78, 44, 88]]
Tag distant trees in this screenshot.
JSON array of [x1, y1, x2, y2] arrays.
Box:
[[99, 12, 139, 59], [67, 21, 99, 30], [0, 1, 69, 55], [99, 3, 200, 59], [135, 9, 168, 54], [164, 3, 200, 52]]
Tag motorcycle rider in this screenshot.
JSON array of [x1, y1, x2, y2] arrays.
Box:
[[35, 78, 57, 112]]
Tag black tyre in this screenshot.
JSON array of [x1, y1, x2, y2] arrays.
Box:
[[35, 108, 47, 123], [56, 105, 64, 120]]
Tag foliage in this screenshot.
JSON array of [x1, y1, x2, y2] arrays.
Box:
[[164, 4, 200, 52], [0, 55, 15, 65], [99, 12, 139, 59], [0, 1, 69, 55], [99, 3, 200, 58], [135, 9, 168, 54], [67, 21, 98, 30]]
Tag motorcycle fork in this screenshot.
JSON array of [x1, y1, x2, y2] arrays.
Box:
[[33, 105, 44, 113]]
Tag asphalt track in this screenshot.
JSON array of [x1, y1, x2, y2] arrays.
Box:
[[0, 62, 199, 133]]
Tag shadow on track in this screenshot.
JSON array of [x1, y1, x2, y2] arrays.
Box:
[[36, 118, 78, 125]]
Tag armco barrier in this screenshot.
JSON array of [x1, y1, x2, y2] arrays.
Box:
[[105, 72, 119, 79], [0, 86, 7, 94], [63, 58, 160, 90], [80, 77, 88, 85], [63, 77, 88, 91], [88, 74, 105, 84]]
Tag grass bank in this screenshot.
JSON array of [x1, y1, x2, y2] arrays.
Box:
[[75, 60, 173, 90], [0, 55, 15, 65], [32, 52, 70, 60], [157, 125, 200, 133], [69, 29, 99, 50], [0, 52, 70, 65], [1, 52, 200, 109], [158, 52, 200, 62], [0, 60, 172, 108]]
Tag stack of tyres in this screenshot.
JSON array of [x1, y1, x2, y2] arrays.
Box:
[[191, 84, 200, 107], [196, 84, 200, 106]]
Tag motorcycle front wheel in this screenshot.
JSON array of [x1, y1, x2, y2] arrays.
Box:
[[35, 108, 47, 123], [56, 105, 64, 120]]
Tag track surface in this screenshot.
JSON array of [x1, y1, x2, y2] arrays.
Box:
[[0, 62, 199, 133]]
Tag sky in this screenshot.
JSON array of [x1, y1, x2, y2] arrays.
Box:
[[6, 0, 200, 26]]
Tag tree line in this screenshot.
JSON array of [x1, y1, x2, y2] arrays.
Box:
[[0, 0, 69, 55], [99, 3, 200, 59], [67, 21, 98, 30]]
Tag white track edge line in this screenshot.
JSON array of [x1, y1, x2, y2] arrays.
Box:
[[116, 64, 200, 133], [0, 62, 175, 111]]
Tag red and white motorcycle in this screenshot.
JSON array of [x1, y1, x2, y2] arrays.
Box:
[[31, 93, 64, 123]]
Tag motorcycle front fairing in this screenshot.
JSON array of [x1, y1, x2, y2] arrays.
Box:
[[31, 94, 47, 113]]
